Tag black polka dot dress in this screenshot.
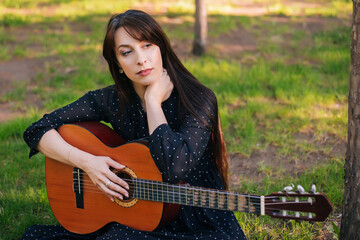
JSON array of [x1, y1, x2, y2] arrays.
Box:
[[22, 85, 247, 240]]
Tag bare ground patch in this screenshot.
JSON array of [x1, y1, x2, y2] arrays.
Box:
[[228, 131, 346, 190], [0, 57, 50, 120]]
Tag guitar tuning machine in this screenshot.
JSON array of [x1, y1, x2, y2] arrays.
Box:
[[282, 183, 294, 193], [297, 185, 305, 194], [309, 184, 317, 193]]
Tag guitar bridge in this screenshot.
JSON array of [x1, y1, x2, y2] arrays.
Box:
[[73, 167, 84, 209]]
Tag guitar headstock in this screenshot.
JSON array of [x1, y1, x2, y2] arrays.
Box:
[[264, 185, 333, 222]]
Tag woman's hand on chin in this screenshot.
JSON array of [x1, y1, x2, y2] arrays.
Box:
[[144, 68, 173, 106]]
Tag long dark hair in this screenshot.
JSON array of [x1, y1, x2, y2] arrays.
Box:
[[102, 10, 229, 189]]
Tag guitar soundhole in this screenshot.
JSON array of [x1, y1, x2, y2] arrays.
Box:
[[117, 172, 134, 201], [112, 167, 139, 208]]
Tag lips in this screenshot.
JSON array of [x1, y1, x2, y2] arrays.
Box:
[[137, 68, 152, 76]]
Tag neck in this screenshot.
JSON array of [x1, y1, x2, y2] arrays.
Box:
[[131, 178, 262, 214], [133, 83, 146, 110]]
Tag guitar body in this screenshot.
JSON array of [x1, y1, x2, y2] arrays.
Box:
[[45, 122, 179, 234]]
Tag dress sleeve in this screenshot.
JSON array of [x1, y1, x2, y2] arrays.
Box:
[[148, 105, 214, 184], [23, 89, 105, 158]]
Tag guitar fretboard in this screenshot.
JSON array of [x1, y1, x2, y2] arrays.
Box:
[[132, 178, 261, 214]]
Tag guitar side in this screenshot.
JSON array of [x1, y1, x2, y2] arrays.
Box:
[[45, 122, 167, 234]]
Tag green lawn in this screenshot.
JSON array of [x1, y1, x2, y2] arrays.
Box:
[[0, 0, 351, 239]]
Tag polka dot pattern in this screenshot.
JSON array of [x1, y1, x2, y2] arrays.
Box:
[[22, 85, 246, 239]]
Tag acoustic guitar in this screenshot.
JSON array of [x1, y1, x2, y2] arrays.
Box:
[[45, 121, 333, 234]]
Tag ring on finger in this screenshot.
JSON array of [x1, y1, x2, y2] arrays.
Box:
[[105, 180, 111, 188]]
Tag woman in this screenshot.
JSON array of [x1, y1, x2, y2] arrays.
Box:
[[22, 9, 246, 240]]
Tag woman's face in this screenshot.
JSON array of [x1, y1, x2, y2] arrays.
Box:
[[114, 27, 163, 89]]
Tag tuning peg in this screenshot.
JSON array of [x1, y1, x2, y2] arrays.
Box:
[[297, 185, 305, 194], [283, 183, 294, 192], [309, 184, 316, 193]]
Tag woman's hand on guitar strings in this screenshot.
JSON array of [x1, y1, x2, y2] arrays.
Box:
[[82, 155, 129, 201]]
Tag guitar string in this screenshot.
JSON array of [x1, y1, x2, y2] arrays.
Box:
[[76, 178, 275, 202], [65, 182, 315, 216], [73, 181, 315, 209], [73, 178, 303, 208], [75, 179, 309, 206], [75, 180, 266, 208], [73, 171, 305, 202], [76, 177, 295, 202], [71, 180, 315, 214], [73, 172, 279, 200]]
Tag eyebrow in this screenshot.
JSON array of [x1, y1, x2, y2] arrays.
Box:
[[117, 44, 131, 50]]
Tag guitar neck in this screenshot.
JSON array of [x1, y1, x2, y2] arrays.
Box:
[[132, 178, 263, 215]]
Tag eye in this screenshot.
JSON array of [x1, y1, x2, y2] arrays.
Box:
[[121, 50, 132, 56], [144, 43, 152, 48]]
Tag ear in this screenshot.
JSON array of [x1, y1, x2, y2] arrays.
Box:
[[115, 61, 123, 73]]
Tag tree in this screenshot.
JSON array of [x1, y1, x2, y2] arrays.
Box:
[[340, 1, 360, 239], [192, 0, 207, 55]]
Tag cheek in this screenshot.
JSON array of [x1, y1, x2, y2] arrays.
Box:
[[153, 50, 163, 66], [117, 58, 131, 71]]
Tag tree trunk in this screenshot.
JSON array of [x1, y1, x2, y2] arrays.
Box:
[[192, 0, 207, 56], [340, 1, 360, 239]]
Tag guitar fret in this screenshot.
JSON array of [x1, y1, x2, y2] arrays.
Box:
[[180, 186, 187, 205], [147, 180, 150, 200], [218, 191, 225, 210], [177, 185, 181, 204], [225, 192, 229, 210], [174, 185, 179, 204], [210, 191, 217, 209], [200, 188, 207, 207], [141, 180, 145, 200], [150, 181, 156, 202], [150, 181, 156, 201], [135, 180, 140, 199], [137, 180, 141, 199], [142, 180, 146, 200], [187, 188, 194, 206], [146, 180, 149, 200], [158, 182, 162, 202], [154, 181, 158, 202], [235, 194, 239, 211], [228, 193, 237, 211], [173, 184, 177, 203], [163, 184, 169, 203], [194, 188, 200, 206], [132, 179, 256, 214], [237, 195, 246, 212]]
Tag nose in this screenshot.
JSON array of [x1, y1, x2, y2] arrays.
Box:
[[136, 52, 147, 65]]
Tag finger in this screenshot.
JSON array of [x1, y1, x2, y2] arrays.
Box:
[[107, 181, 129, 199], [105, 157, 126, 170], [109, 170, 130, 190], [108, 173, 130, 196], [101, 180, 124, 200], [104, 158, 130, 191]]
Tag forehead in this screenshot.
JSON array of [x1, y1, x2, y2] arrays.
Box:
[[114, 27, 140, 47]]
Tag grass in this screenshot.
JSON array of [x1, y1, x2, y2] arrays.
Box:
[[0, 0, 351, 239]]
